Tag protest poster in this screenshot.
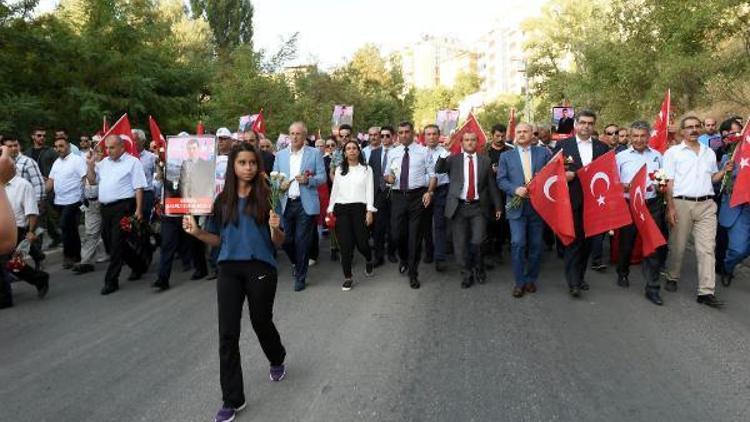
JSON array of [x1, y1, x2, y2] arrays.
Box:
[[332, 105, 353, 128], [164, 135, 217, 215], [436, 109, 460, 137], [552, 106, 575, 135]]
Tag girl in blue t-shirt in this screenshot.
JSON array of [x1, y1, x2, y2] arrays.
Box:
[[183, 143, 286, 422]]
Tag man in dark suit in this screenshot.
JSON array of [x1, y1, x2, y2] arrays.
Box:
[[497, 123, 552, 297], [552, 109, 610, 297], [436, 132, 502, 288], [367, 126, 397, 266]]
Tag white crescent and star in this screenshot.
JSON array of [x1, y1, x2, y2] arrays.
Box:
[[543, 175, 558, 202], [633, 186, 646, 221], [589, 172, 611, 206]]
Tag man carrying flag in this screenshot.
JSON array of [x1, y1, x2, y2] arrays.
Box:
[[615, 121, 667, 305], [718, 119, 750, 286], [552, 109, 610, 297], [663, 116, 733, 308]]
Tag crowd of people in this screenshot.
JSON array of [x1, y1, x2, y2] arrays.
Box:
[[0, 110, 748, 422]]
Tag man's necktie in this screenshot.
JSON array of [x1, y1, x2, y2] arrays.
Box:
[[522, 148, 532, 183], [399, 146, 409, 191], [381, 148, 389, 190], [467, 154, 476, 201]]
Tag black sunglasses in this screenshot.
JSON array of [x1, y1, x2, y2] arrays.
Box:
[[380, 133, 392, 138], [605, 131, 617, 136], [325, 143, 336, 147]]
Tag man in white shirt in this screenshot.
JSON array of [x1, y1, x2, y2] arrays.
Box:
[[663, 116, 732, 308], [86, 135, 148, 295], [47, 136, 87, 268], [2, 175, 49, 305], [423, 124, 450, 271]]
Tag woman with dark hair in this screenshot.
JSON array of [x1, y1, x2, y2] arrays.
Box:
[[182, 143, 287, 422], [327, 140, 376, 290]]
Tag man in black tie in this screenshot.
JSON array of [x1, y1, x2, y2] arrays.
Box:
[[367, 126, 397, 266], [552, 109, 610, 297], [436, 132, 502, 288], [384, 122, 436, 289]]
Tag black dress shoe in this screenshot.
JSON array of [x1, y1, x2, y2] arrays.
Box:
[[474, 269, 487, 285], [461, 274, 473, 289], [435, 261, 447, 272], [409, 278, 420, 289], [399, 263, 408, 274], [697, 294, 723, 308], [664, 280, 677, 292], [512, 287, 524, 298], [152, 280, 170, 292], [569, 287, 581, 298], [645, 290, 663, 305], [387, 254, 398, 263], [127, 272, 142, 281], [580, 281, 590, 291], [73, 263, 95, 275], [423, 255, 434, 264], [373, 257, 385, 268], [37, 274, 50, 299], [617, 274, 630, 288], [720, 271, 734, 287], [190, 271, 207, 280], [100, 284, 119, 295]]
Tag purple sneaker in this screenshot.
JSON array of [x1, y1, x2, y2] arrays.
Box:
[[214, 402, 246, 422], [270, 364, 286, 382]]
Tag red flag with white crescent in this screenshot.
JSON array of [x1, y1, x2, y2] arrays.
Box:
[[730, 119, 750, 207], [447, 112, 487, 154], [148, 115, 166, 160], [528, 152, 576, 245], [100, 114, 139, 158], [576, 150, 632, 236], [251, 109, 266, 134], [648, 89, 670, 153], [628, 165, 666, 256]]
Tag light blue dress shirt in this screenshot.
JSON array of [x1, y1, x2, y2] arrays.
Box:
[[385, 142, 435, 190], [616, 146, 663, 199]]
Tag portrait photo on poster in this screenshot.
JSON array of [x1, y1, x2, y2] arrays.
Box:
[[163, 135, 217, 216], [552, 106, 575, 135], [332, 104, 354, 128]]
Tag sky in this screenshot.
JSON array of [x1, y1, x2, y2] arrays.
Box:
[[37, 0, 547, 68]]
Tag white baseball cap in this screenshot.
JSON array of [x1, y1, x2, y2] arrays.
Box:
[[216, 127, 232, 138]]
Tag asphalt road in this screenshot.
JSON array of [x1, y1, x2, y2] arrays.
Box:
[[2, 244, 750, 422]]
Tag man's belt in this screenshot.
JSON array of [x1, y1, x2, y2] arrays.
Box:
[[391, 187, 426, 195], [674, 195, 712, 202], [101, 198, 135, 207], [459, 199, 480, 205]]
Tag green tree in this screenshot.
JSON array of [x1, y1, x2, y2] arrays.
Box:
[[190, 0, 253, 52]]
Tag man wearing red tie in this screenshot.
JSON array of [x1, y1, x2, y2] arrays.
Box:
[[435, 132, 502, 288], [552, 109, 611, 297]]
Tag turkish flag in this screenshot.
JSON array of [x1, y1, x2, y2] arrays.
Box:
[[251, 110, 266, 134], [448, 112, 487, 154], [102, 116, 110, 133], [528, 152, 576, 245], [506, 107, 516, 142], [648, 89, 670, 153], [576, 150, 632, 236], [730, 120, 750, 207], [196, 120, 205, 135], [148, 115, 166, 160], [628, 165, 666, 256], [101, 114, 139, 158]]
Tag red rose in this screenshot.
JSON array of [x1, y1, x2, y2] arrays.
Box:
[[120, 216, 132, 233]]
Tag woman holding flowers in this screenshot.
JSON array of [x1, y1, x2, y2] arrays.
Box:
[[327, 140, 376, 290], [183, 143, 287, 422]]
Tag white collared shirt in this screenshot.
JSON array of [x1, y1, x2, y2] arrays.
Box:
[[48, 153, 87, 205], [95, 153, 148, 204], [576, 135, 593, 166], [428, 145, 450, 186], [287, 146, 304, 198], [663, 141, 718, 197], [616, 147, 663, 199], [460, 153, 480, 200], [327, 164, 377, 213], [6, 176, 38, 227]]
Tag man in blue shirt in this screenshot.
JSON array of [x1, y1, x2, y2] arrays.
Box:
[[615, 121, 667, 305]]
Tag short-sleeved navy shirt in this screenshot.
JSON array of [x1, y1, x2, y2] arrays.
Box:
[[205, 198, 277, 268]]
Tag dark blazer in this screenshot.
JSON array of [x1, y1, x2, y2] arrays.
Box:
[[368, 147, 384, 192], [552, 136, 610, 210], [497, 146, 552, 220], [436, 152, 501, 220], [261, 150, 275, 175]]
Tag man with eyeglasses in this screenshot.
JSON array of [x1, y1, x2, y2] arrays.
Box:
[[663, 116, 732, 308], [368, 126, 397, 266], [26, 128, 63, 250], [600, 124, 619, 148], [384, 121, 437, 289], [553, 109, 611, 297], [588, 123, 620, 272]]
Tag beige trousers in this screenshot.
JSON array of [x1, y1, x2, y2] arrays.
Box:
[[665, 199, 717, 295]]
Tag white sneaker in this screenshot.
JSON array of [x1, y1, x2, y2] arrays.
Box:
[[308, 259, 317, 266]]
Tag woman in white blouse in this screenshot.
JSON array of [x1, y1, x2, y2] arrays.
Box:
[[327, 140, 377, 290]]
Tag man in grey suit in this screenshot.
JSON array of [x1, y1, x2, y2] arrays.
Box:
[[436, 132, 502, 288], [178, 138, 214, 199]]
